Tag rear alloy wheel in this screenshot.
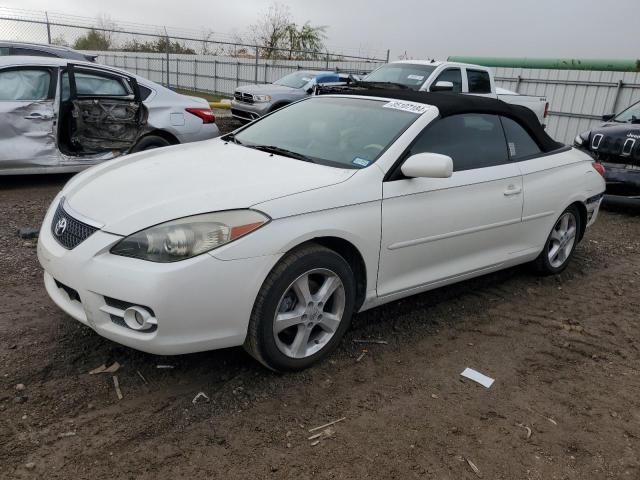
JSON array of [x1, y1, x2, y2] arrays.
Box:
[[533, 205, 581, 275], [245, 244, 356, 371], [131, 135, 171, 152]]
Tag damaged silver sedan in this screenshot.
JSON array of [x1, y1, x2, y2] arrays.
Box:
[[0, 57, 220, 175]]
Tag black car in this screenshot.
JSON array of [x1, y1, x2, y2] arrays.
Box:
[[0, 41, 97, 62], [575, 100, 640, 205]]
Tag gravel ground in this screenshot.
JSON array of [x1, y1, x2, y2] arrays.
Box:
[[1, 130, 640, 478]]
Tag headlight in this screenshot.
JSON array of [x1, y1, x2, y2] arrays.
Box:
[[110, 210, 269, 262], [253, 94, 272, 103]]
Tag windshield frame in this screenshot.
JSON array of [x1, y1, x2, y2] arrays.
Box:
[[223, 95, 424, 169], [613, 100, 640, 123]]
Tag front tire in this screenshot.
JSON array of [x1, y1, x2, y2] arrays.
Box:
[[244, 244, 356, 372], [533, 205, 581, 275]]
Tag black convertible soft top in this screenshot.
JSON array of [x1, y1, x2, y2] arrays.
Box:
[[318, 87, 563, 152]]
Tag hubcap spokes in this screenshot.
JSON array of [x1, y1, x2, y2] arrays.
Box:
[[273, 269, 345, 359], [548, 213, 577, 268]]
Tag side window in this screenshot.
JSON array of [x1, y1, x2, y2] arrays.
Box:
[[501, 116, 542, 160], [11, 47, 57, 58], [467, 69, 491, 94], [139, 85, 152, 101], [0, 47, 9, 55], [432, 68, 462, 93], [409, 114, 508, 171], [61, 71, 129, 100], [0, 68, 52, 101]]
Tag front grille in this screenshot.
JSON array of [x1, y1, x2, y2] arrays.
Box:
[[51, 201, 98, 250], [591, 134, 640, 164], [233, 91, 254, 104]]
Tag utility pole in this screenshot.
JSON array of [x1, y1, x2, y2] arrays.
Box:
[[45, 11, 52, 44], [164, 27, 171, 88]]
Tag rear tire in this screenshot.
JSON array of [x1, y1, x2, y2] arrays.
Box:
[[244, 244, 356, 372], [131, 135, 171, 152], [532, 205, 581, 275]]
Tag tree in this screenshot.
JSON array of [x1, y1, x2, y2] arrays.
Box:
[[121, 38, 196, 54], [248, 3, 326, 60], [284, 22, 326, 60], [72, 15, 117, 51], [73, 28, 111, 51], [50, 35, 69, 47]]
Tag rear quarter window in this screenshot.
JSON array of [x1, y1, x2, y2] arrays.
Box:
[[500, 116, 542, 160], [467, 69, 491, 94], [139, 85, 153, 100]]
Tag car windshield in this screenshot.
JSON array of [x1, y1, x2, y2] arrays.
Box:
[[613, 102, 640, 123], [232, 96, 422, 168], [362, 64, 437, 89], [274, 71, 317, 89]]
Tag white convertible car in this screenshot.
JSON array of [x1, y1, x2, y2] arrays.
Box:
[[38, 90, 605, 371]]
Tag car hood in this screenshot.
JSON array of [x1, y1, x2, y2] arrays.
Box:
[[62, 139, 356, 235], [236, 83, 300, 95], [583, 122, 640, 160], [594, 122, 640, 137]]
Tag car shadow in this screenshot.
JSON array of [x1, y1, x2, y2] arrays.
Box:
[[0, 173, 73, 191]]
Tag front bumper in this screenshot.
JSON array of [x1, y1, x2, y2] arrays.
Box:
[[37, 205, 279, 355], [230, 100, 271, 121], [602, 163, 640, 204]]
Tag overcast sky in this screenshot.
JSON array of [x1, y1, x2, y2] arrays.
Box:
[[1, 0, 636, 60]]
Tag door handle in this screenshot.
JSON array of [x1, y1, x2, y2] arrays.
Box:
[[24, 113, 53, 120], [503, 184, 522, 196]]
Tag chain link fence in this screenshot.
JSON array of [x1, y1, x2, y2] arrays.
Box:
[[0, 7, 389, 97]]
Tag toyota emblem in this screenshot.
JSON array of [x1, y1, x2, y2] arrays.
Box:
[[54, 218, 68, 237]]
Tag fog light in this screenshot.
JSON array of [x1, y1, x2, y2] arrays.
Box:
[[123, 306, 157, 331]]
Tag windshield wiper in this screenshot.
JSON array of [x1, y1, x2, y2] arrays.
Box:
[[248, 144, 316, 163], [223, 132, 243, 145]]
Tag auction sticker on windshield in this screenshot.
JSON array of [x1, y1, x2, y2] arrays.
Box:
[[383, 100, 429, 115]]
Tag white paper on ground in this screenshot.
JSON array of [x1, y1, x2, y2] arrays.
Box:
[[461, 368, 495, 388]]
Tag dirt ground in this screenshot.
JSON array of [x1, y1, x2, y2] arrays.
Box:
[[1, 122, 640, 479]]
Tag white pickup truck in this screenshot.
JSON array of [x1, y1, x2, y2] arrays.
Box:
[[361, 60, 549, 125]]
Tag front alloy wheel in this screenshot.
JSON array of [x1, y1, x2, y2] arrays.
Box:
[[245, 244, 356, 371], [273, 269, 346, 359]]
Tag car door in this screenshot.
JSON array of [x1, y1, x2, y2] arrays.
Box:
[[58, 64, 147, 160], [0, 66, 59, 170], [378, 113, 523, 297]]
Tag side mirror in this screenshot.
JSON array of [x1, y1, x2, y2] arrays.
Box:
[[602, 113, 615, 122], [430, 81, 454, 92], [401, 152, 453, 179]]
